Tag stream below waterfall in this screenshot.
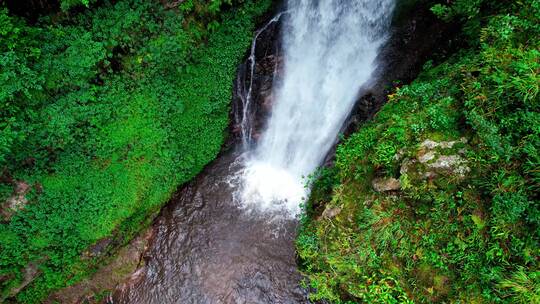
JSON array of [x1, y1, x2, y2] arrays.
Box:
[[112, 0, 395, 303], [113, 152, 306, 303]]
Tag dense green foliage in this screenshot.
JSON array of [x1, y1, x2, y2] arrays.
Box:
[[58, 0, 239, 12], [297, 0, 539, 303], [0, 0, 271, 302]]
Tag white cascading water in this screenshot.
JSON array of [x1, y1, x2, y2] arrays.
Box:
[[238, 0, 395, 216]]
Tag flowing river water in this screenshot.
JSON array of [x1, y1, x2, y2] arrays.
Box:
[[113, 1, 394, 303]]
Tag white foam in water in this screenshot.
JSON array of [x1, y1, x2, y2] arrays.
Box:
[[237, 0, 395, 217], [239, 160, 305, 215]]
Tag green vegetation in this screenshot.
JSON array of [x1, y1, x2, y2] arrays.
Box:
[[297, 0, 539, 303], [0, 0, 271, 302]]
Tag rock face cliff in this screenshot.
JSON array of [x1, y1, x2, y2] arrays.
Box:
[[230, 1, 459, 169]]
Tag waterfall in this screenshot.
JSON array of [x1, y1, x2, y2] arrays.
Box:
[[238, 0, 395, 216]]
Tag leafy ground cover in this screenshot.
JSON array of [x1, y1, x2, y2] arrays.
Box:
[[0, 0, 271, 302]]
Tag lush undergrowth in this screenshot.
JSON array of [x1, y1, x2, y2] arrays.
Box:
[[297, 0, 539, 303], [0, 0, 271, 302]]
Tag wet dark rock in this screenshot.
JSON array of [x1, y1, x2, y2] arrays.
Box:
[[229, 14, 283, 148], [83, 238, 114, 259], [231, 0, 459, 154]]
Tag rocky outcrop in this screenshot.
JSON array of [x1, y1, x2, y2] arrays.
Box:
[[372, 177, 402, 192], [82, 238, 114, 260], [320, 205, 342, 220], [1, 258, 47, 303], [1, 180, 32, 221], [366, 137, 470, 201], [9, 262, 40, 297], [400, 137, 470, 181], [230, 15, 283, 147], [46, 228, 154, 304]]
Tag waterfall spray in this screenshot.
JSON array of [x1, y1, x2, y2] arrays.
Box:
[[238, 0, 395, 216]]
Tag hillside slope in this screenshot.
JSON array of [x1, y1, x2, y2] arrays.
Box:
[[297, 0, 539, 302], [0, 0, 271, 302]]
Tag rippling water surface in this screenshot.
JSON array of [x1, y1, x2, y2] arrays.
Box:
[[113, 153, 306, 303]]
